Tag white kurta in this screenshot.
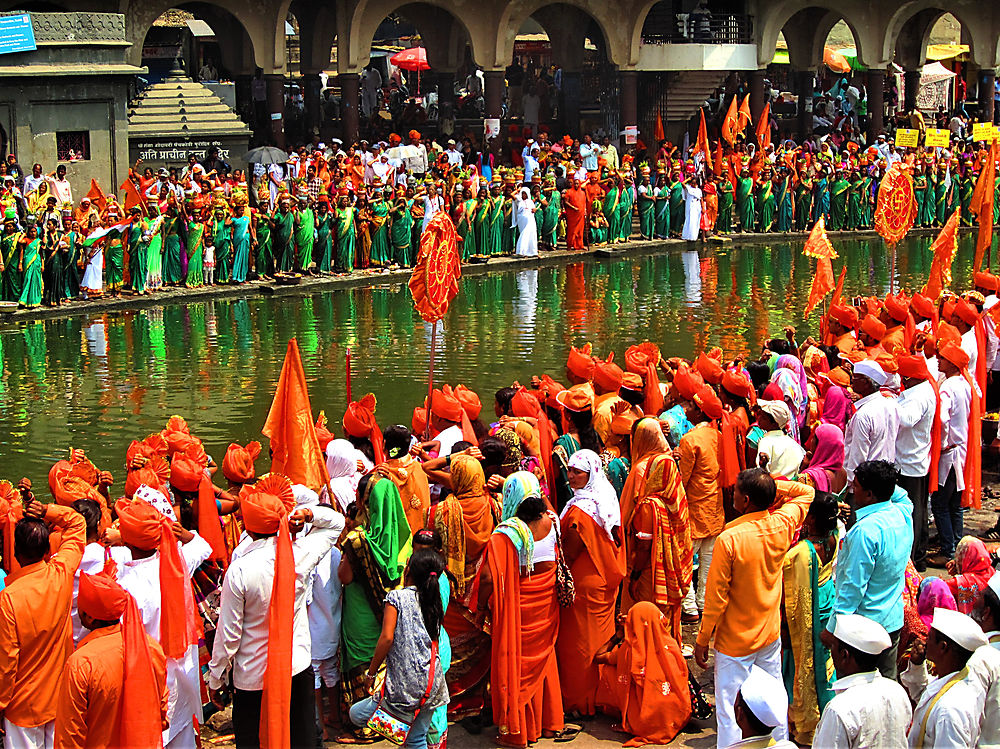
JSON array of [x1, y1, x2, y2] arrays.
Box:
[[117, 533, 213, 747], [513, 193, 538, 256], [80, 246, 103, 293], [967, 634, 1000, 748], [901, 662, 984, 749], [938, 374, 971, 490], [813, 670, 912, 748], [307, 546, 343, 672], [422, 195, 444, 233], [682, 184, 702, 241]]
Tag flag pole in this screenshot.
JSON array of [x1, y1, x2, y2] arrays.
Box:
[[889, 243, 896, 294], [424, 320, 437, 440], [346, 347, 352, 404]]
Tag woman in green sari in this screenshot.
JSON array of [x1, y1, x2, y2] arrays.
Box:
[[125, 207, 148, 295], [775, 171, 793, 232], [104, 224, 124, 296], [389, 188, 414, 267], [42, 218, 64, 307], [474, 187, 490, 253], [602, 178, 620, 241], [588, 199, 609, 245], [637, 170, 655, 239], [486, 187, 505, 256], [847, 173, 863, 231], [795, 172, 813, 231], [1, 214, 23, 302], [934, 168, 950, 226], [334, 193, 357, 273], [914, 165, 930, 227], [294, 196, 316, 271], [735, 169, 755, 232], [859, 172, 874, 229], [781, 493, 838, 745], [668, 173, 685, 237], [230, 201, 253, 282], [539, 179, 561, 249], [162, 208, 185, 285], [314, 197, 334, 273], [828, 169, 850, 230], [654, 173, 671, 238], [338, 474, 412, 741], [960, 172, 975, 226], [211, 208, 233, 282], [254, 210, 272, 279], [17, 225, 42, 308], [812, 169, 830, 224], [272, 197, 295, 272], [368, 189, 391, 266], [617, 176, 634, 243], [184, 214, 205, 288], [62, 218, 80, 300], [756, 170, 776, 232], [457, 187, 477, 260]]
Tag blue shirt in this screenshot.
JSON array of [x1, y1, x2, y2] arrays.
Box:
[[826, 486, 913, 634]]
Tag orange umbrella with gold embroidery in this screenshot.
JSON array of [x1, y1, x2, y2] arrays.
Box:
[[874, 162, 917, 292]]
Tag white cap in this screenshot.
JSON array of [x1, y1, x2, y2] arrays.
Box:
[[757, 399, 792, 430], [853, 359, 887, 386], [988, 572, 1000, 600], [834, 613, 892, 654], [932, 607, 988, 651], [292, 483, 319, 508], [738, 666, 787, 728]]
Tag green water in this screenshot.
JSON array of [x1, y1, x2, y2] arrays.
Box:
[[0, 233, 977, 483]]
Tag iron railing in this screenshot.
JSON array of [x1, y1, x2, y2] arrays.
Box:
[[642, 13, 753, 45]]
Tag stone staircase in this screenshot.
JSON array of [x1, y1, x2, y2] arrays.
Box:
[[661, 70, 728, 123]]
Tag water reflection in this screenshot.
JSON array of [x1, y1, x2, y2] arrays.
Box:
[[0, 235, 977, 481]]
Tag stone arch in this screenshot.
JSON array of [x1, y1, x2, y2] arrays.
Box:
[[497, 0, 627, 69], [344, 0, 483, 73], [287, 0, 337, 75], [882, 2, 986, 67], [125, 0, 281, 71], [757, 0, 872, 67]]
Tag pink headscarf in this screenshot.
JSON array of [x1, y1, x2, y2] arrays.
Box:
[[917, 577, 957, 628], [800, 424, 845, 493], [820, 386, 850, 432]]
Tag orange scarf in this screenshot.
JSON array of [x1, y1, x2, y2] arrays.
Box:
[[962, 367, 983, 509]]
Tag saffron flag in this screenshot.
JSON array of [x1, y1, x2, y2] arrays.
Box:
[[923, 210, 960, 300], [713, 139, 724, 177], [262, 338, 331, 492], [721, 96, 739, 146], [86, 179, 107, 213], [802, 216, 838, 259], [874, 162, 917, 246], [755, 102, 771, 151], [829, 265, 848, 308], [654, 111, 665, 143], [805, 255, 835, 317], [119, 177, 144, 212], [693, 108, 710, 160], [737, 95, 752, 132], [409, 211, 461, 322], [970, 140, 996, 270]]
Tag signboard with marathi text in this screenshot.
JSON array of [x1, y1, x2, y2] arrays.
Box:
[[924, 128, 950, 148], [972, 122, 998, 142], [894, 128, 919, 148], [0, 13, 35, 55]]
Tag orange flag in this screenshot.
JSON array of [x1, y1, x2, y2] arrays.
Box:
[[803, 216, 838, 259], [262, 339, 331, 492], [713, 139, 724, 177], [86, 179, 107, 213], [693, 109, 710, 160], [829, 265, 848, 308], [721, 96, 739, 146], [119, 177, 144, 212], [654, 111, 665, 143], [970, 140, 997, 270], [737, 95, 752, 132], [805, 255, 835, 317], [755, 102, 771, 151], [923, 210, 960, 300]]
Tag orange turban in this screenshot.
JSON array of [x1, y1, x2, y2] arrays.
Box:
[[693, 385, 724, 420], [78, 571, 165, 749], [454, 385, 482, 420], [408, 129, 421, 140], [512, 388, 543, 418], [343, 393, 385, 464], [161, 415, 193, 456], [882, 294, 910, 323], [537, 375, 565, 410], [593, 359, 624, 392], [672, 363, 704, 401], [114, 497, 193, 660], [721, 369, 755, 404], [170, 452, 206, 493], [621, 372, 644, 392], [910, 293, 936, 321], [126, 434, 169, 464], [556, 388, 593, 412], [624, 343, 663, 415], [314, 413, 335, 452], [860, 316, 886, 341], [828, 304, 858, 329], [0, 481, 22, 575], [168, 448, 226, 565], [938, 342, 970, 369], [239, 474, 296, 748], [974, 271, 1000, 292], [125, 460, 169, 499], [48, 457, 99, 506], [412, 407, 427, 437], [953, 299, 980, 327], [430, 387, 464, 423], [567, 343, 596, 380], [695, 352, 724, 385], [222, 441, 261, 484]]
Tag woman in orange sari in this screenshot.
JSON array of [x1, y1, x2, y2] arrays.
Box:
[[619, 417, 670, 539], [474, 472, 575, 747], [625, 452, 692, 642], [424, 452, 497, 717], [557, 449, 626, 718], [595, 602, 692, 746], [374, 424, 430, 532]]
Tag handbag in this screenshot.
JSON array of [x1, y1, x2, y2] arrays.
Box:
[[367, 641, 439, 745], [552, 515, 576, 607]]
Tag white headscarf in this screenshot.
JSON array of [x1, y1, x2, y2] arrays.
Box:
[[133, 484, 176, 521], [560, 449, 620, 541], [324, 439, 361, 512]]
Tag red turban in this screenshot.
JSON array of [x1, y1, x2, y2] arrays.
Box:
[[454, 385, 482, 420], [512, 388, 543, 418], [695, 352, 724, 385], [161, 415, 194, 456], [974, 271, 1000, 292], [430, 388, 464, 422], [126, 434, 168, 464], [693, 385, 724, 420], [828, 304, 858, 329], [898, 354, 941, 487], [170, 453, 206, 493], [78, 571, 165, 749], [883, 294, 910, 323], [938, 342, 970, 369], [537, 375, 565, 410], [408, 129, 421, 140], [343, 393, 385, 464], [593, 359, 624, 392], [672, 363, 704, 401], [222, 441, 261, 484], [168, 448, 226, 565], [566, 343, 596, 380], [860, 316, 887, 341], [412, 407, 427, 437]]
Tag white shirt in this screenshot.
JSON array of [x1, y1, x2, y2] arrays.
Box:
[[813, 670, 912, 748], [117, 533, 213, 744], [894, 380, 936, 477], [939, 374, 971, 490], [967, 635, 1000, 748], [435, 424, 464, 456], [844, 392, 899, 482], [902, 663, 984, 748], [208, 506, 345, 691], [961, 327, 981, 395], [72, 542, 131, 644], [307, 544, 342, 663], [446, 148, 463, 167]]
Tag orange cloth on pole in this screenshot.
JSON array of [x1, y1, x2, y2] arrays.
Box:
[[676, 422, 723, 540], [924, 210, 960, 300], [755, 102, 771, 151], [375, 456, 431, 533], [262, 338, 331, 492], [556, 507, 626, 715], [693, 109, 710, 160], [970, 141, 997, 270], [0, 504, 86, 727], [696, 481, 814, 657], [654, 112, 665, 143], [721, 96, 739, 145], [54, 623, 168, 749], [804, 255, 835, 318], [484, 536, 563, 747], [736, 95, 752, 132]]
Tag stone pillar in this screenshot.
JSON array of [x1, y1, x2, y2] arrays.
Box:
[[437, 71, 455, 122], [749, 68, 765, 121], [235, 74, 253, 125], [796, 69, 812, 140], [903, 69, 921, 112], [339, 72, 360, 145], [562, 70, 582, 135], [867, 69, 885, 140], [264, 74, 285, 148], [980, 69, 996, 124], [621, 70, 638, 135], [303, 72, 323, 136], [485, 70, 504, 120]]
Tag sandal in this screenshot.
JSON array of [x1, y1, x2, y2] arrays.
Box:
[[982, 527, 1000, 542], [550, 724, 583, 742], [333, 732, 376, 745], [494, 734, 525, 748]]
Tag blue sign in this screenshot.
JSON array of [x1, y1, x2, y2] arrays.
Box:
[[0, 14, 35, 56]]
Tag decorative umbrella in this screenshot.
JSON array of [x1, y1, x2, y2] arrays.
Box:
[[390, 46, 430, 95], [823, 47, 851, 74], [385, 144, 422, 160], [245, 146, 289, 165]]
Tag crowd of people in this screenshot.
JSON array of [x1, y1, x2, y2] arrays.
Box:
[[3, 102, 997, 310], [3, 259, 1000, 748]]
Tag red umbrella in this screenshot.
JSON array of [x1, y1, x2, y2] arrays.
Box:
[[390, 47, 430, 72]]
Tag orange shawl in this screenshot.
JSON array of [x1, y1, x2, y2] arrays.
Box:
[[375, 456, 431, 533]]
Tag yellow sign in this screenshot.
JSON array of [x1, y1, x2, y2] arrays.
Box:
[[973, 122, 996, 142], [925, 128, 950, 148], [894, 128, 919, 148]]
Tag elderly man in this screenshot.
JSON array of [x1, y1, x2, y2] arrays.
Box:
[[843, 359, 898, 484]]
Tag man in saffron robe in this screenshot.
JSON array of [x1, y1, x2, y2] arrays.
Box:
[[562, 178, 587, 250]]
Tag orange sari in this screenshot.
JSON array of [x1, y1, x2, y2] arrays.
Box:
[[619, 417, 670, 550], [486, 533, 564, 747], [374, 455, 430, 533], [556, 507, 626, 714]]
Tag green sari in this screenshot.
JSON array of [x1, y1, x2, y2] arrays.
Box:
[[781, 538, 836, 745], [334, 206, 356, 272], [486, 196, 504, 256], [18, 238, 42, 308], [757, 180, 775, 232], [458, 199, 478, 259], [539, 190, 560, 246], [736, 177, 755, 231], [314, 211, 334, 272], [669, 180, 684, 235], [637, 184, 655, 239], [272, 209, 295, 272], [368, 200, 390, 265], [212, 219, 232, 282], [715, 182, 733, 234], [1, 230, 23, 302], [603, 185, 620, 240], [655, 185, 672, 238], [162, 216, 184, 284], [775, 177, 793, 232], [828, 177, 850, 230], [914, 175, 930, 227], [127, 219, 148, 294], [294, 207, 316, 270], [795, 179, 813, 231], [617, 185, 634, 242], [255, 216, 272, 277], [63, 230, 80, 299], [231, 214, 252, 282], [105, 237, 124, 292], [391, 199, 414, 267], [185, 220, 205, 287]]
